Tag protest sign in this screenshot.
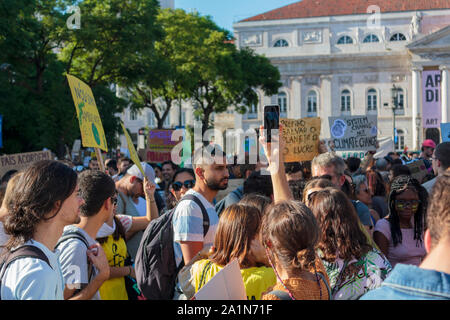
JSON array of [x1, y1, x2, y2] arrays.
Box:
[[329, 115, 378, 151], [336, 136, 394, 160], [280, 117, 321, 162], [441, 123, 450, 142], [406, 160, 427, 183], [144, 129, 180, 163], [194, 259, 247, 300], [121, 122, 144, 176], [0, 150, 52, 178], [66, 74, 108, 152], [422, 70, 441, 128]]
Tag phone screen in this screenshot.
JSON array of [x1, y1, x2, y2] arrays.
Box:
[[263, 105, 280, 143]]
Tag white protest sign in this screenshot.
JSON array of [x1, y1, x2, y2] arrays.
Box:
[[194, 259, 247, 300]]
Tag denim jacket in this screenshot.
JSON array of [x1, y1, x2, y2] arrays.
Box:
[[360, 264, 450, 300]]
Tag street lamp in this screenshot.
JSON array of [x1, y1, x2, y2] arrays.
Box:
[[391, 85, 400, 150]]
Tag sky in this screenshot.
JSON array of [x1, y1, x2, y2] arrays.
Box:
[[175, 0, 299, 34]]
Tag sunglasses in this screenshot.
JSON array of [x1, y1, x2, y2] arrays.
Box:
[[395, 199, 420, 210], [172, 180, 196, 191]]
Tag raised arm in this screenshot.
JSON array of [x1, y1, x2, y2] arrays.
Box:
[[259, 125, 293, 203]]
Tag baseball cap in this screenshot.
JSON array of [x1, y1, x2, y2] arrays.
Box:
[[422, 139, 436, 149], [127, 162, 160, 189]]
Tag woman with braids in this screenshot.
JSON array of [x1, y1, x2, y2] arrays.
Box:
[[373, 175, 428, 267], [308, 187, 391, 300]]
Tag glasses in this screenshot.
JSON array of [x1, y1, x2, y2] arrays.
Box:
[[395, 199, 420, 210], [111, 195, 118, 206], [172, 180, 196, 191]]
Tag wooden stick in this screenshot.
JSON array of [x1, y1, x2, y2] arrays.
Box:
[[95, 147, 105, 172]]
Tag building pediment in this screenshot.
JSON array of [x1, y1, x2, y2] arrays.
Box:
[[407, 25, 450, 52]]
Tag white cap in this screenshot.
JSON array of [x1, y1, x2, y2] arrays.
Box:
[[127, 162, 160, 189]]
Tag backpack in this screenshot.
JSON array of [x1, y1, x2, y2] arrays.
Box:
[[0, 245, 52, 300], [135, 194, 210, 300], [55, 229, 94, 283]]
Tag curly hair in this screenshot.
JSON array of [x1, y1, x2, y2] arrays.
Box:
[[3, 161, 77, 253], [308, 188, 372, 264], [388, 175, 428, 247], [426, 171, 450, 247], [261, 200, 319, 272]]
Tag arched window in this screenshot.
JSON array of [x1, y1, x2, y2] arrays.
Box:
[[274, 39, 289, 47], [390, 33, 407, 41], [341, 89, 351, 113], [367, 88, 378, 112], [337, 35, 353, 44], [393, 88, 405, 114], [307, 91, 318, 116], [130, 109, 138, 121], [395, 129, 405, 151], [147, 110, 156, 128], [363, 34, 380, 43], [278, 92, 288, 115]]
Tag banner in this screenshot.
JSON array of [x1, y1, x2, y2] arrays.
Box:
[[280, 117, 321, 162], [144, 129, 179, 163], [120, 123, 144, 176], [329, 115, 378, 151], [441, 123, 450, 142], [66, 74, 108, 152], [422, 70, 441, 128], [0, 150, 52, 178]]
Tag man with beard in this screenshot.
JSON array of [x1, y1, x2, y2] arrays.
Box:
[[172, 144, 229, 268]]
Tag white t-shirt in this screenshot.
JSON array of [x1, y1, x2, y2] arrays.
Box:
[[57, 225, 101, 300], [172, 189, 219, 267], [1, 240, 65, 300]]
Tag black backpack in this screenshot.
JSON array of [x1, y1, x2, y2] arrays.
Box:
[[135, 194, 210, 300], [0, 245, 52, 300]]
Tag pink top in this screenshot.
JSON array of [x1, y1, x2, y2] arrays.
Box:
[[374, 218, 426, 267]]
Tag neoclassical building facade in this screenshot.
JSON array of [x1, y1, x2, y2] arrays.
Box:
[[232, 1, 450, 152]]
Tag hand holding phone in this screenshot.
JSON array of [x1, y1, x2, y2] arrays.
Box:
[[263, 105, 280, 143]]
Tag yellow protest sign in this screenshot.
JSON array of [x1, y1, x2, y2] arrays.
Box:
[[280, 117, 321, 162], [66, 74, 108, 152], [120, 122, 145, 176]]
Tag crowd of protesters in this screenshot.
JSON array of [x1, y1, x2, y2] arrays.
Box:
[[0, 129, 449, 300]]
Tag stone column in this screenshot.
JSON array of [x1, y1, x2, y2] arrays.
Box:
[[320, 75, 332, 139], [440, 65, 450, 124], [411, 66, 422, 150], [290, 76, 302, 119]]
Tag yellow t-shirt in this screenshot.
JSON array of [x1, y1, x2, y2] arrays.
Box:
[[98, 235, 129, 300], [193, 259, 276, 300]]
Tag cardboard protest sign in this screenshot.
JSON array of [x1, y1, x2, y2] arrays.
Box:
[[406, 160, 427, 183], [280, 117, 321, 162], [329, 115, 378, 151], [0, 150, 52, 178], [194, 259, 247, 300], [121, 122, 144, 176], [336, 136, 394, 160], [144, 129, 180, 163], [66, 74, 108, 152], [441, 123, 450, 142]]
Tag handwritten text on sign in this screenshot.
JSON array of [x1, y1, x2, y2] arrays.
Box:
[[329, 115, 378, 151], [280, 117, 321, 162]]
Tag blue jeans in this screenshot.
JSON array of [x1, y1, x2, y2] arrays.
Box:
[[360, 264, 450, 300]]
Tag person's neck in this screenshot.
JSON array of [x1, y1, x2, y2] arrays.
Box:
[[192, 184, 217, 204], [33, 220, 65, 252], [420, 238, 450, 275], [75, 215, 105, 240], [116, 181, 128, 197]]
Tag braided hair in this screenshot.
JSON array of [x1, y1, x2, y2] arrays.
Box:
[[388, 175, 428, 247]]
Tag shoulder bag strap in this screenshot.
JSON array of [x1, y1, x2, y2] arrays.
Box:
[[180, 194, 210, 237], [317, 272, 332, 300], [198, 260, 213, 291]]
